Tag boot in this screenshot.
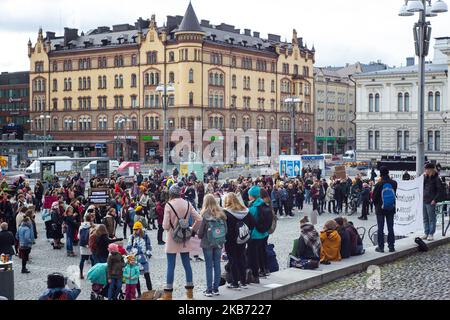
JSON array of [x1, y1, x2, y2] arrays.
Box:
[[157, 289, 173, 301], [185, 286, 194, 300]]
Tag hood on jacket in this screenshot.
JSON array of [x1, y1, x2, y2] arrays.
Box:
[[80, 222, 91, 229], [226, 208, 249, 220], [250, 198, 265, 207]]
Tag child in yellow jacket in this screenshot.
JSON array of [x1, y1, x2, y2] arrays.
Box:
[[320, 220, 342, 263]]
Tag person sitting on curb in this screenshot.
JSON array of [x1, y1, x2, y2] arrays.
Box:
[[345, 220, 365, 256], [320, 220, 341, 264], [290, 216, 321, 270], [334, 217, 352, 259]]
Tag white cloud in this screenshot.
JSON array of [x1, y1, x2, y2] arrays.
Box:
[[1, 0, 449, 72]]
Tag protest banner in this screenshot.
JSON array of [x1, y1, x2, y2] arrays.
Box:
[[394, 175, 424, 236]]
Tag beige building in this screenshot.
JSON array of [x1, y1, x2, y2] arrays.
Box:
[[314, 62, 387, 155], [28, 3, 315, 162]]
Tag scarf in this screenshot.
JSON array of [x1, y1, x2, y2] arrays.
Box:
[[300, 224, 321, 257]]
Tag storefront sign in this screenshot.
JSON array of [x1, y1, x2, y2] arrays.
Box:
[[142, 136, 160, 141], [114, 136, 137, 140]]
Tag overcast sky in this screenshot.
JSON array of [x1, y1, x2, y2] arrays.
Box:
[[1, 0, 450, 72]]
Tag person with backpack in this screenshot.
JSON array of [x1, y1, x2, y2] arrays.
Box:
[[126, 221, 153, 298], [39, 273, 81, 300], [372, 166, 398, 253], [422, 163, 444, 242], [223, 192, 255, 290], [78, 214, 94, 279], [246, 186, 271, 284], [197, 194, 227, 297], [159, 184, 202, 300]]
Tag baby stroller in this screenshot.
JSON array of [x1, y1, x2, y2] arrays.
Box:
[[87, 263, 124, 300]]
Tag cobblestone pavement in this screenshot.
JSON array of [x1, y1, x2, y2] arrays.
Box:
[[286, 242, 450, 300], [12, 203, 380, 300]]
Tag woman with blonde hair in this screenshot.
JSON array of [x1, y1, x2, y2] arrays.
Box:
[[198, 194, 227, 297], [223, 192, 256, 289]]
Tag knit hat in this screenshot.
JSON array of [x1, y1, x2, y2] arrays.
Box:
[[169, 184, 182, 197], [135, 205, 143, 212], [118, 245, 127, 255], [424, 163, 436, 170], [380, 166, 389, 177], [51, 202, 59, 209], [248, 186, 261, 199], [108, 243, 119, 253], [133, 221, 143, 230], [300, 216, 309, 225]]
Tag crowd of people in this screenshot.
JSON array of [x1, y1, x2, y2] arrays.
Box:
[[0, 162, 448, 300]]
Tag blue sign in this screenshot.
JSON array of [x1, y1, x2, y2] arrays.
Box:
[[95, 144, 105, 149], [286, 161, 294, 177], [302, 156, 324, 160]]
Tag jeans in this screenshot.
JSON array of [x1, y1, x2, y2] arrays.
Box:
[[423, 204, 437, 236], [376, 213, 395, 250], [66, 234, 74, 253], [79, 254, 93, 274], [225, 243, 247, 286], [166, 252, 193, 289], [108, 278, 122, 300], [203, 247, 222, 292], [305, 190, 311, 204]]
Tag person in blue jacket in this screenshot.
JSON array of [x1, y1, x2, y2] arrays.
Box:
[[16, 216, 34, 273], [246, 186, 269, 284]]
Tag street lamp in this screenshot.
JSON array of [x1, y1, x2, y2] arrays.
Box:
[[39, 114, 51, 157], [284, 97, 302, 155], [156, 82, 175, 174], [398, 0, 447, 176]]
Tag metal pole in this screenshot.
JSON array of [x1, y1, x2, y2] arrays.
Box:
[[123, 118, 127, 161], [416, 0, 427, 176], [162, 89, 168, 175], [290, 101, 295, 155], [43, 115, 47, 157]]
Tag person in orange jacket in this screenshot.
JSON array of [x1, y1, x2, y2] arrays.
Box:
[[320, 220, 342, 263]]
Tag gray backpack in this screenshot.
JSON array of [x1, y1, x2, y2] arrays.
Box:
[[168, 202, 192, 246]]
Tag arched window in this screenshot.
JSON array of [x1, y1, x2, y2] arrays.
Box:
[[398, 93, 403, 112], [375, 93, 380, 112], [189, 69, 194, 83], [219, 74, 224, 86], [131, 74, 137, 88], [348, 128, 354, 138], [231, 116, 236, 129], [131, 116, 137, 130], [317, 127, 324, 137], [168, 72, 175, 84], [338, 128, 345, 137], [189, 92, 194, 106], [435, 91, 441, 112], [428, 91, 434, 111], [209, 73, 213, 85], [404, 93, 410, 112], [369, 93, 374, 112], [150, 73, 155, 86], [328, 127, 335, 137]]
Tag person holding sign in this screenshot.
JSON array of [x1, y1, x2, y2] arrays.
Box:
[[372, 167, 397, 253]]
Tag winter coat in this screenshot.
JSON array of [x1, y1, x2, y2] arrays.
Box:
[[96, 234, 121, 262], [163, 198, 202, 254], [296, 224, 321, 261], [361, 187, 370, 203], [224, 208, 255, 245], [270, 189, 280, 208], [320, 229, 341, 262], [0, 230, 15, 255], [345, 225, 363, 256], [107, 251, 125, 279], [336, 226, 352, 259], [249, 198, 269, 240], [155, 203, 164, 225], [78, 222, 93, 256], [423, 174, 444, 204], [325, 186, 335, 202], [39, 288, 81, 300], [373, 177, 398, 215], [17, 222, 34, 248], [197, 211, 228, 249], [126, 232, 152, 268], [103, 215, 116, 238], [123, 263, 140, 285]]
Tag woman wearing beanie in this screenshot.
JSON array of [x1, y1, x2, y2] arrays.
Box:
[[159, 183, 202, 300], [247, 186, 270, 284]]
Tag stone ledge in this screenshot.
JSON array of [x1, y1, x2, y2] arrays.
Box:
[[197, 233, 450, 301]]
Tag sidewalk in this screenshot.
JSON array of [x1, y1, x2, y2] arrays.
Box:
[[199, 233, 450, 300]]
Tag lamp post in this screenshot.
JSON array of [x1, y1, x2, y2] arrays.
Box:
[[156, 83, 175, 174], [284, 97, 301, 155], [39, 114, 50, 157], [399, 0, 448, 175]]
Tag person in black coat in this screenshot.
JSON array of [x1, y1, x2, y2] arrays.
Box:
[[373, 166, 397, 253], [334, 217, 352, 259], [334, 181, 344, 214], [34, 180, 45, 212], [223, 193, 256, 289], [95, 224, 123, 263], [0, 222, 15, 257]]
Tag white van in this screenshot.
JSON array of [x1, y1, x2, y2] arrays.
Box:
[[25, 156, 73, 178], [83, 160, 120, 174]]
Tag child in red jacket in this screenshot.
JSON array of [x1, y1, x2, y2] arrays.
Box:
[[155, 201, 165, 245]]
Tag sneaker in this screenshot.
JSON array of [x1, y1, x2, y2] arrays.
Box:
[[289, 214, 295, 218], [389, 248, 396, 253], [227, 284, 241, 290], [195, 256, 204, 262], [203, 291, 213, 297], [240, 284, 248, 289], [427, 235, 434, 241], [21, 269, 30, 274], [421, 235, 429, 240], [375, 247, 384, 253], [213, 290, 220, 296], [158, 241, 166, 245]]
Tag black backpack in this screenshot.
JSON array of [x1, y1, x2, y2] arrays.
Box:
[[415, 237, 429, 252], [255, 204, 273, 234]]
